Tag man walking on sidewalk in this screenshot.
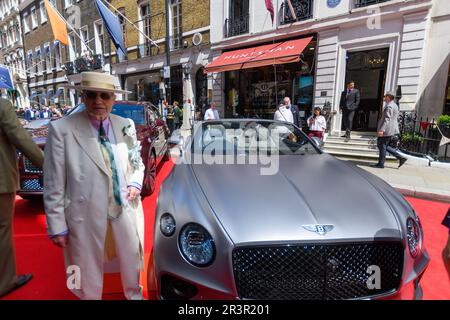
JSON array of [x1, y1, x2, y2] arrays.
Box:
[[371, 92, 407, 169], [339, 81, 360, 141], [0, 98, 44, 298]]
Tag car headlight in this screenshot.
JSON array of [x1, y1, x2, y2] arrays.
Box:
[[406, 217, 421, 258], [179, 223, 215, 267], [160, 213, 176, 237]]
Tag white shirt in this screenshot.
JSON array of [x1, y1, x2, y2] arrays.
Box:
[[307, 115, 326, 131], [274, 106, 294, 123], [204, 108, 219, 120]]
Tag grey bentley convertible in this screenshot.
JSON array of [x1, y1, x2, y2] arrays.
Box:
[[151, 119, 429, 300]]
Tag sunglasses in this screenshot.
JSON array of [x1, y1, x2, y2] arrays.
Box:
[[84, 91, 114, 100]]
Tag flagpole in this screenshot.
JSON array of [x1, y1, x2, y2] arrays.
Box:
[[46, 1, 95, 55], [99, 0, 160, 48]]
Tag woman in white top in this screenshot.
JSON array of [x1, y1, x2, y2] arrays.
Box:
[[307, 107, 326, 139]]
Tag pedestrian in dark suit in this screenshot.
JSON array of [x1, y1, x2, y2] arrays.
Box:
[[370, 92, 407, 169], [283, 97, 302, 129], [339, 81, 360, 140], [0, 98, 44, 298]]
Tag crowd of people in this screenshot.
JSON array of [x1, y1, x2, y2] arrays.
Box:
[[16, 104, 72, 122]]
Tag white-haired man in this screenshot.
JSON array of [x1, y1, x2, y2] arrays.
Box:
[[44, 72, 145, 300]]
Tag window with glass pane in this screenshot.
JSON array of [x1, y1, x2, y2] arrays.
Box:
[[95, 22, 104, 54], [118, 8, 126, 47], [140, 3, 151, 56], [53, 41, 61, 69], [44, 44, 51, 71], [170, 0, 182, 50], [226, 0, 249, 37]]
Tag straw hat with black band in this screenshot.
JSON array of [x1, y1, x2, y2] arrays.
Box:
[[63, 71, 131, 94]]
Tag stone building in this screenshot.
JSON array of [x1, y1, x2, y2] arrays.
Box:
[[19, 0, 68, 108], [0, 0, 27, 109]]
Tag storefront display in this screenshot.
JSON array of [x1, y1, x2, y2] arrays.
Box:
[[222, 37, 316, 119]]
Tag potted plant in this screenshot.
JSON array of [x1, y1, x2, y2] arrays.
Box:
[[437, 115, 450, 138]]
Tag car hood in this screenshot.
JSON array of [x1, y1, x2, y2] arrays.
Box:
[[190, 154, 402, 244]]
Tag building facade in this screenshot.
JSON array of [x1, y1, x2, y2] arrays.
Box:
[[208, 0, 450, 133], [110, 0, 211, 115], [60, 0, 109, 107], [20, 0, 68, 109], [0, 0, 27, 109]]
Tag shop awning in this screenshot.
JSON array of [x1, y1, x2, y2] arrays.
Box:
[[205, 37, 313, 73]]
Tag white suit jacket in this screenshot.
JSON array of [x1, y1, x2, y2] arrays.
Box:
[[43, 111, 145, 296]]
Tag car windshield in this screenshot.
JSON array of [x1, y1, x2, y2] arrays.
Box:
[[191, 120, 319, 156], [112, 104, 145, 125]]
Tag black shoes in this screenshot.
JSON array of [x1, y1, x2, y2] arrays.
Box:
[[370, 163, 384, 169], [398, 158, 407, 168], [0, 274, 33, 298]]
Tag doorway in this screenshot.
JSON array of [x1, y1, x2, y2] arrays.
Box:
[[344, 48, 389, 132]]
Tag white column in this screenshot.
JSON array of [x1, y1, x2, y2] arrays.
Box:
[[181, 74, 193, 130]]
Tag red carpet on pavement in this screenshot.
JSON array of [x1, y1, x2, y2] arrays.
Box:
[[2, 160, 449, 300]]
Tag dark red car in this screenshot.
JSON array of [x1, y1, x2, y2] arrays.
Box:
[[17, 101, 170, 199]]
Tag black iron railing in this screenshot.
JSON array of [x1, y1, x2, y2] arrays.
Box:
[[280, 0, 314, 25], [354, 0, 391, 8], [64, 54, 103, 75], [398, 112, 450, 162], [225, 15, 249, 38]]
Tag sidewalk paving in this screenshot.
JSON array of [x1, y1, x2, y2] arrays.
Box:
[[345, 160, 450, 203]]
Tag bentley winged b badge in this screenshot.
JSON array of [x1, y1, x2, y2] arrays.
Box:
[[302, 224, 334, 235]]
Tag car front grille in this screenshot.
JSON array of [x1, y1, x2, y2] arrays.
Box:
[[20, 178, 43, 191], [23, 157, 43, 173], [232, 242, 403, 300]]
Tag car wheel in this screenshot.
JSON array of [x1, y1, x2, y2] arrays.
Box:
[[143, 150, 157, 196]]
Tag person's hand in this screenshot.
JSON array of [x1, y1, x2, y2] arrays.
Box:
[[127, 186, 141, 201], [52, 235, 68, 248], [377, 131, 384, 137]]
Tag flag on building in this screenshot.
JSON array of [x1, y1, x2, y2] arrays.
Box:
[[265, 0, 275, 24], [95, 0, 126, 56], [44, 0, 69, 46], [0, 65, 14, 90]]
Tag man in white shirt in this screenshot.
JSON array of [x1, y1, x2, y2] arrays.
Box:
[[204, 102, 220, 120], [274, 103, 294, 123]]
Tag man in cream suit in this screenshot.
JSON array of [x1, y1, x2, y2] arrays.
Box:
[[44, 72, 145, 300]]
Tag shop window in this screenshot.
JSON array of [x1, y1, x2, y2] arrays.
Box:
[[224, 39, 317, 120]]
